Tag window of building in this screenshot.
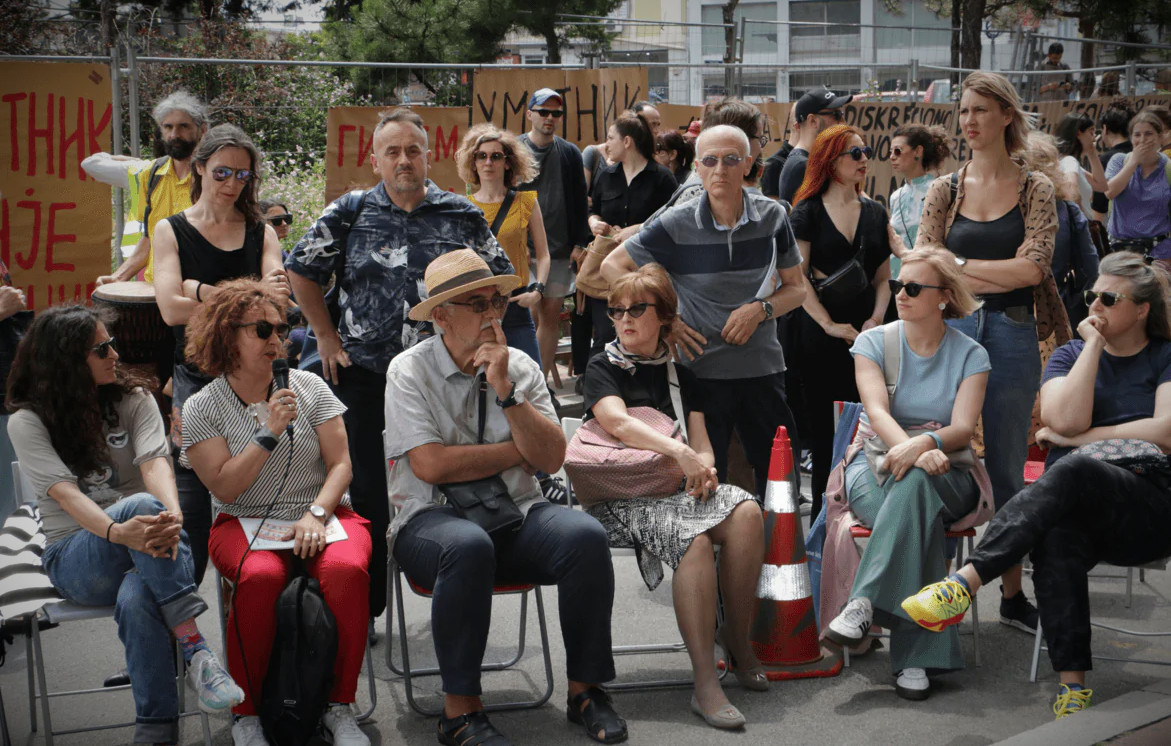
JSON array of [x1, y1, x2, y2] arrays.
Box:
[[790, 1, 861, 37], [701, 2, 779, 56]]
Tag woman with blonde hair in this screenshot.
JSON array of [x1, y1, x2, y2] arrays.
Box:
[[823, 247, 990, 701], [915, 71, 1063, 633], [455, 124, 550, 370]]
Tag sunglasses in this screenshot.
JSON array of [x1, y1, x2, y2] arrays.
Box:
[[233, 321, 291, 339], [839, 146, 874, 161], [891, 146, 908, 157], [91, 337, 118, 359], [756, 133, 769, 148], [532, 109, 564, 118], [446, 294, 509, 314], [818, 109, 845, 121], [210, 166, 254, 183], [474, 151, 507, 162], [268, 214, 292, 226], [698, 154, 745, 168], [1084, 289, 1132, 307], [889, 279, 945, 298], [606, 302, 652, 321]]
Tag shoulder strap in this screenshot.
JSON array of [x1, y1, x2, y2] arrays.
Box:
[[1065, 202, 1081, 278], [476, 375, 488, 444], [667, 362, 690, 444], [882, 321, 902, 397], [948, 171, 959, 210], [142, 156, 170, 239], [488, 190, 516, 238], [339, 189, 369, 233]]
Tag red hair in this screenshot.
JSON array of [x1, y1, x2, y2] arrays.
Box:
[[792, 124, 865, 207]]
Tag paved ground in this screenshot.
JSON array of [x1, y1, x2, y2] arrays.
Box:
[[3, 369, 1170, 745]]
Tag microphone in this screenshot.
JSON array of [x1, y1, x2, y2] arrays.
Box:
[[272, 358, 294, 437]]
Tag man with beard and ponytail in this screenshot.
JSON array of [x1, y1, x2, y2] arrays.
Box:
[[287, 107, 514, 622], [82, 90, 209, 285]]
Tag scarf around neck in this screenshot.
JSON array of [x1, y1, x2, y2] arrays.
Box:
[[604, 338, 671, 373]]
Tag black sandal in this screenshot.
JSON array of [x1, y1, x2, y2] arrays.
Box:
[[437, 710, 512, 746], [567, 686, 628, 744]]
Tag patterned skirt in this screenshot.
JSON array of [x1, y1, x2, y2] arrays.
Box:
[[586, 483, 757, 591]]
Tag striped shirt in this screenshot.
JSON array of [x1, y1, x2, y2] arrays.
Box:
[[180, 369, 348, 520]]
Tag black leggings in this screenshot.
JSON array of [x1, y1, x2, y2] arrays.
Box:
[[969, 454, 1171, 672]]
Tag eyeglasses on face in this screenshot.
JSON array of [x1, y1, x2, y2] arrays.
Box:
[[268, 214, 292, 226], [474, 151, 507, 162], [532, 108, 564, 118], [91, 337, 118, 359], [756, 133, 769, 148], [606, 302, 652, 321], [889, 279, 945, 298], [698, 154, 745, 169], [891, 146, 911, 157], [233, 321, 291, 339], [839, 146, 874, 162], [1084, 289, 1132, 307], [210, 166, 254, 183], [446, 294, 509, 314]]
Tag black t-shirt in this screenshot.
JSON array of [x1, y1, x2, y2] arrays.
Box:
[[778, 148, 809, 203], [946, 206, 1033, 309], [761, 142, 794, 198], [589, 161, 678, 229], [790, 195, 892, 322], [582, 354, 705, 423], [1092, 141, 1132, 214]]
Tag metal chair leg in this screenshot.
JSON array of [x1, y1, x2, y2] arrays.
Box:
[[30, 614, 55, 746], [357, 638, 377, 722], [1029, 622, 1044, 683]]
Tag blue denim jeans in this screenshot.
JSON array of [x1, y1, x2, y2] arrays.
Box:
[[502, 301, 542, 368], [948, 309, 1042, 511], [42, 494, 208, 745]]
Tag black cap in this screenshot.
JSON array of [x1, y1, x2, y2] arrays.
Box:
[[794, 86, 853, 123]]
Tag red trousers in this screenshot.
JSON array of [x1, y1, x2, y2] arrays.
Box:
[[209, 506, 372, 716]]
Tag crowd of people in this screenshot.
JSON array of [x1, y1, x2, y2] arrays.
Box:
[[4, 71, 1171, 745]]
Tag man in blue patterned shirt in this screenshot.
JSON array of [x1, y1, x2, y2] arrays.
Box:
[[287, 108, 514, 616]]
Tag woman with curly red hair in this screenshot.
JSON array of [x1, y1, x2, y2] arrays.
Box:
[[790, 124, 898, 514]]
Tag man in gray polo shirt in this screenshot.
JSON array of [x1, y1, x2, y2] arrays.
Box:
[[601, 125, 806, 498]]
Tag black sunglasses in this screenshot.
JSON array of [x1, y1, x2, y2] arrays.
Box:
[[446, 294, 509, 314], [532, 109, 564, 118], [891, 146, 909, 157], [839, 146, 874, 161], [889, 279, 945, 298], [606, 302, 652, 321], [698, 154, 745, 169], [210, 166, 254, 183], [1084, 289, 1132, 307], [233, 321, 291, 339], [818, 109, 845, 121], [268, 214, 292, 226], [474, 151, 507, 162], [91, 337, 118, 359]]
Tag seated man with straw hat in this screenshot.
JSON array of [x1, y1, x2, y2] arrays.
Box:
[[384, 249, 628, 746]]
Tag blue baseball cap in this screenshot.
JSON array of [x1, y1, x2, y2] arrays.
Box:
[[529, 88, 563, 109]]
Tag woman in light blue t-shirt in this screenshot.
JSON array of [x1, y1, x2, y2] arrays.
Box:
[[824, 247, 990, 701]]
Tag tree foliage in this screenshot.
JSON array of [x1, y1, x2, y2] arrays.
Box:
[[510, 0, 625, 64]]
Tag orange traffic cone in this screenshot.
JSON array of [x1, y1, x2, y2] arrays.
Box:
[[748, 426, 842, 680]]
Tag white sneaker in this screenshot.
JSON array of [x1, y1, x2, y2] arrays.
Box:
[[896, 668, 931, 701], [826, 597, 873, 647], [321, 703, 370, 746], [186, 649, 245, 713], [232, 716, 270, 746]]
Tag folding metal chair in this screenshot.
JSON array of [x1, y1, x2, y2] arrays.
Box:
[[382, 453, 554, 716]]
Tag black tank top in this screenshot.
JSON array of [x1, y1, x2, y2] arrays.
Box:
[[946, 206, 1033, 309], [167, 212, 264, 356]]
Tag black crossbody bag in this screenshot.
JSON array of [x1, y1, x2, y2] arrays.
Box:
[[439, 375, 524, 539]]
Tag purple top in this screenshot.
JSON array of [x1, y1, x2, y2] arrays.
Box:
[[1105, 152, 1171, 257]]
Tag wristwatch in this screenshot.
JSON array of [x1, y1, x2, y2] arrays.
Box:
[[527, 281, 546, 297], [496, 382, 524, 409], [308, 504, 327, 521], [757, 298, 774, 320], [954, 255, 968, 268]]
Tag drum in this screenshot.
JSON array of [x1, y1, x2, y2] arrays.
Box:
[[91, 281, 171, 365]]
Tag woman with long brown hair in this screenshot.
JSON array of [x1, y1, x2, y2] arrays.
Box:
[[790, 124, 895, 514]]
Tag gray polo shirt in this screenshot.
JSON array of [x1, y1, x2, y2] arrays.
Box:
[[623, 188, 802, 380], [383, 334, 559, 552]]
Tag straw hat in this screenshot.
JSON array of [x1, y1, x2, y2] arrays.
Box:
[[408, 249, 521, 321]]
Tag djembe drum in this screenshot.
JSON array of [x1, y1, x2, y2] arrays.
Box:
[[91, 281, 173, 390]]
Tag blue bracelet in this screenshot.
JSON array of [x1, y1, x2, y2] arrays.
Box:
[[926, 432, 944, 450]]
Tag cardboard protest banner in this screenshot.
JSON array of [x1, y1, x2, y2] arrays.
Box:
[[0, 61, 113, 309], [472, 68, 649, 149], [326, 106, 469, 203], [839, 101, 959, 206]]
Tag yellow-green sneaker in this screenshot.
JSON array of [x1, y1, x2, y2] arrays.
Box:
[[900, 579, 971, 632], [1053, 684, 1093, 719]]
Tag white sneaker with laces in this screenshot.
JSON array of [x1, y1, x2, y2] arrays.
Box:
[[896, 667, 931, 700], [186, 649, 245, 713], [232, 716, 270, 746], [321, 703, 370, 746], [826, 597, 873, 647]]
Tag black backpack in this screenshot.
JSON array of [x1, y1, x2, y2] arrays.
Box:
[[260, 572, 338, 745]]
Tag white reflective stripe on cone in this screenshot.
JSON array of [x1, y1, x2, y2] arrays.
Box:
[[756, 562, 812, 602], [764, 478, 798, 515]]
